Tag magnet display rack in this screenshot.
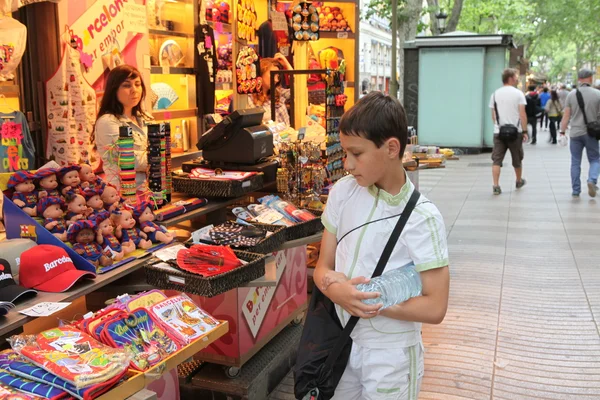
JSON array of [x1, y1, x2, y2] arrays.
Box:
[[148, 0, 200, 159]]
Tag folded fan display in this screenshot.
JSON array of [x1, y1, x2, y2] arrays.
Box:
[[176, 245, 243, 277], [208, 222, 268, 248], [7, 326, 131, 389], [232, 195, 316, 226]]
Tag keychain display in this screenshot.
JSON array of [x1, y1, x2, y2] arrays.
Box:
[[236, 46, 262, 94], [291, 2, 319, 41], [277, 140, 326, 205], [237, 0, 257, 41]]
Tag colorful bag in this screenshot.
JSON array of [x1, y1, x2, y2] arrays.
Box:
[[100, 308, 181, 371], [150, 294, 220, 345], [8, 326, 130, 389]]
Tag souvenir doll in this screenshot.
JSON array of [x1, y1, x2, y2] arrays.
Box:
[[101, 185, 124, 212], [132, 202, 175, 245], [58, 165, 82, 196], [111, 208, 152, 251], [64, 191, 90, 223], [34, 168, 60, 198], [93, 211, 125, 261], [79, 163, 105, 190], [37, 196, 69, 241], [83, 188, 104, 216], [7, 171, 37, 217], [67, 220, 114, 268]]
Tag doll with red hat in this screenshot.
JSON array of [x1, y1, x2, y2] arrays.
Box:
[[79, 163, 105, 191], [38, 196, 69, 241], [34, 168, 61, 198], [92, 211, 124, 261], [64, 191, 91, 223], [82, 187, 104, 216], [111, 208, 152, 252], [132, 201, 175, 245], [67, 220, 114, 268], [7, 171, 38, 217], [58, 165, 82, 196]]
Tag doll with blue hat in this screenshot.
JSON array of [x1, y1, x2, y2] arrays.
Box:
[[92, 211, 124, 261], [34, 168, 61, 198], [37, 196, 69, 241], [132, 201, 175, 245], [110, 207, 152, 252], [57, 165, 82, 196], [67, 220, 114, 269], [82, 187, 104, 216], [8, 170, 38, 217]]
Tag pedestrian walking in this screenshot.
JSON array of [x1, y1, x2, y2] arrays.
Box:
[[545, 89, 563, 144], [540, 87, 551, 130], [560, 68, 600, 198], [558, 83, 569, 107], [525, 85, 542, 144], [489, 68, 528, 195]]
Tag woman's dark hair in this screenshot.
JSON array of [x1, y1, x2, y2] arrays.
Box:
[[550, 90, 559, 102], [339, 91, 408, 158], [97, 65, 147, 119]]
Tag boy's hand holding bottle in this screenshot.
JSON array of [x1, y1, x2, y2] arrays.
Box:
[[324, 275, 383, 319]]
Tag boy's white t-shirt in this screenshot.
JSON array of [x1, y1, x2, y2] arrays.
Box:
[[489, 85, 527, 130], [322, 173, 449, 349]]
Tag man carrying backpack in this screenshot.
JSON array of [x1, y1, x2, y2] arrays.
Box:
[[489, 68, 529, 195], [525, 85, 542, 144], [560, 68, 600, 198]]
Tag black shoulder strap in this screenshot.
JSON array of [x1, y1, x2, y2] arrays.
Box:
[[493, 93, 501, 125], [576, 89, 589, 125], [324, 189, 421, 370]]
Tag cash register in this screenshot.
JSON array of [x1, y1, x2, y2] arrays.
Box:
[[185, 108, 278, 182]]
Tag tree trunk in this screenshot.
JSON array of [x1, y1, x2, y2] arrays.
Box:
[[399, 0, 423, 103], [446, 0, 464, 32]]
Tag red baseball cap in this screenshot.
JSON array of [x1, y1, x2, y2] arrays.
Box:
[[19, 245, 96, 292]]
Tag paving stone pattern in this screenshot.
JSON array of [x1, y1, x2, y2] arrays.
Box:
[[270, 136, 600, 399]]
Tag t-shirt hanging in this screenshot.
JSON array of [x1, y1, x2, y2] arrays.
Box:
[[0, 111, 35, 172]]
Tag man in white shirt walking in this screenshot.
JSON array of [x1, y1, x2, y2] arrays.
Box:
[[489, 68, 529, 195]]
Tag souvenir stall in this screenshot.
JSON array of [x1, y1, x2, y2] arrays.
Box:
[[0, 0, 367, 399]]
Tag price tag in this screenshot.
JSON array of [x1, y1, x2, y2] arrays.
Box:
[[337, 32, 349, 39], [162, 65, 170, 75]]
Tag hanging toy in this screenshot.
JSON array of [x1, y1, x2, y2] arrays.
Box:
[[0, 17, 26, 81]]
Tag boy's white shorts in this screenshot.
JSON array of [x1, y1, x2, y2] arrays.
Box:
[[331, 341, 425, 400]]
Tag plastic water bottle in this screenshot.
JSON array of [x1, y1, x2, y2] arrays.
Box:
[[357, 264, 422, 309]]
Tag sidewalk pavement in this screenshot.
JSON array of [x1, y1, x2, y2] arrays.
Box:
[[420, 137, 600, 399]]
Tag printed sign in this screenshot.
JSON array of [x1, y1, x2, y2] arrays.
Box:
[[68, 0, 138, 83], [1, 121, 28, 170], [242, 251, 286, 338], [123, 3, 148, 34]]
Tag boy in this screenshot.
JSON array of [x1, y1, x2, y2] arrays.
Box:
[[314, 92, 449, 400]]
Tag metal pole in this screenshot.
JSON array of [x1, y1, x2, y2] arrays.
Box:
[[390, 0, 399, 98]]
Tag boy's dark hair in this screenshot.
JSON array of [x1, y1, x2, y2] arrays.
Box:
[[339, 92, 408, 157], [502, 68, 518, 84], [543, 87, 549, 92], [528, 85, 536, 92]]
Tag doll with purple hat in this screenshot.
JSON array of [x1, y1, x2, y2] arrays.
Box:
[[58, 165, 82, 196], [67, 219, 114, 269], [82, 187, 104, 216], [37, 196, 70, 241], [34, 168, 61, 198], [8, 171, 38, 217], [92, 211, 125, 261], [132, 201, 175, 244]]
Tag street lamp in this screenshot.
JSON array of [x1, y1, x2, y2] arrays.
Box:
[[435, 10, 448, 34]]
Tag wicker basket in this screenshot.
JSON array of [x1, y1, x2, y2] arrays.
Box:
[[236, 223, 286, 254], [283, 209, 324, 241], [172, 173, 264, 198], [144, 250, 267, 297]]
